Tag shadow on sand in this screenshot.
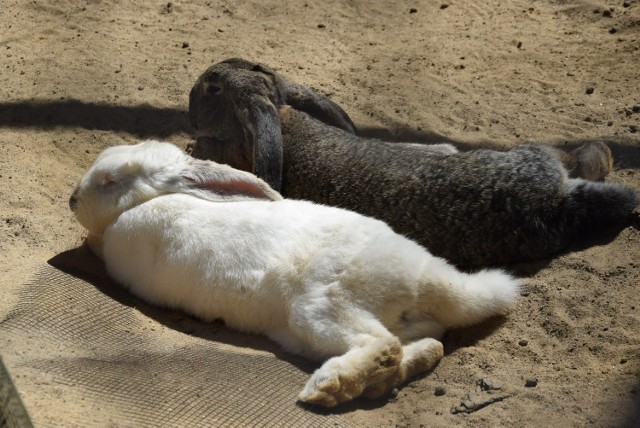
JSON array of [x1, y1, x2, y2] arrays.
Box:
[[46, 243, 511, 414], [0, 99, 190, 138]]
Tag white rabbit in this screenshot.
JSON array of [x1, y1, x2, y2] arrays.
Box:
[[70, 140, 520, 407]]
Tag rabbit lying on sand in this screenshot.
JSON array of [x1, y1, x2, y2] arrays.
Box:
[[70, 141, 519, 407], [189, 58, 638, 268]]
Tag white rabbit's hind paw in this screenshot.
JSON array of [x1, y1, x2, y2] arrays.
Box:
[[298, 338, 403, 407], [298, 367, 350, 407]]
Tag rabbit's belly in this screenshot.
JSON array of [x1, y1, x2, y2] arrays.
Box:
[[106, 249, 290, 334], [103, 223, 291, 334]]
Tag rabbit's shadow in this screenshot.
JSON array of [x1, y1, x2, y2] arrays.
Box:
[[47, 244, 317, 375], [358, 124, 640, 170], [46, 243, 511, 414]]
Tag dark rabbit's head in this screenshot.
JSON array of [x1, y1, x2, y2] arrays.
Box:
[[189, 58, 355, 190]]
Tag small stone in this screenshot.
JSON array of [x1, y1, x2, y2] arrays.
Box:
[[518, 338, 529, 346], [623, 1, 631, 8], [317, 23, 326, 28], [525, 378, 538, 387], [479, 378, 503, 391], [389, 388, 399, 398], [630, 125, 638, 133], [138, 85, 145, 91], [609, 27, 618, 34], [620, 358, 628, 364], [409, 8, 417, 13], [517, 41, 522, 49], [182, 42, 189, 48], [586, 87, 595, 94], [632, 105, 640, 113], [440, 4, 449, 10], [607, 121, 614, 126], [603, 10, 612, 17], [434, 386, 446, 396]]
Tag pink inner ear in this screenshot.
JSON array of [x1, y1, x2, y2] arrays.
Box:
[[196, 179, 270, 199]]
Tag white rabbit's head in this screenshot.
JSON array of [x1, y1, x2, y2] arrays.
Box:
[[70, 140, 282, 238]]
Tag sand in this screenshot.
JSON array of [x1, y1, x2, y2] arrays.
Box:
[[0, 0, 638, 426]]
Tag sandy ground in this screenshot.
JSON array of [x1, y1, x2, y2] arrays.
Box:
[[0, 0, 639, 426]]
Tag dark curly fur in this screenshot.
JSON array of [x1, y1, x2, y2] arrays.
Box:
[[189, 58, 638, 267]]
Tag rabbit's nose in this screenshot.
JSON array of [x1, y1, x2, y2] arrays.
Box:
[[69, 193, 78, 210]]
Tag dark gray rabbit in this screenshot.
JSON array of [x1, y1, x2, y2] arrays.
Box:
[[188, 58, 638, 268]]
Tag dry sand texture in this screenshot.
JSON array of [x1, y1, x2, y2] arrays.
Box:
[[1, 1, 639, 426]]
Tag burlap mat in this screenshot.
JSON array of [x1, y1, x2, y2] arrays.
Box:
[[0, 246, 349, 427]]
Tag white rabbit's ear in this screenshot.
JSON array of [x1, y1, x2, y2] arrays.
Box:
[[180, 158, 283, 202], [102, 160, 141, 187]]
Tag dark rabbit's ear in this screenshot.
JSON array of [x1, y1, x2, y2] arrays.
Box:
[[282, 81, 356, 134], [189, 61, 284, 191], [246, 60, 354, 133], [230, 92, 284, 192]]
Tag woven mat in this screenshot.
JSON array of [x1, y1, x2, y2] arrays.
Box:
[[0, 246, 348, 427]]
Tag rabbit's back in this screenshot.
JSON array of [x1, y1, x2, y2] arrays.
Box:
[[280, 111, 574, 265]]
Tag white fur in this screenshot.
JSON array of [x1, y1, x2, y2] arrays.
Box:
[[71, 140, 520, 407]]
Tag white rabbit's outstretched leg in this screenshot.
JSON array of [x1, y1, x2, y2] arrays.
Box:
[[362, 337, 444, 399], [287, 292, 403, 407], [298, 335, 445, 406], [298, 333, 402, 407]]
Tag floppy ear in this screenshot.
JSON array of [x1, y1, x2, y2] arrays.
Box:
[[180, 158, 283, 202], [230, 92, 284, 192], [188, 62, 283, 190], [249, 62, 355, 134], [282, 80, 356, 134]]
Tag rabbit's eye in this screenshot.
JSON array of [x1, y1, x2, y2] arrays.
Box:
[[251, 64, 272, 76], [101, 175, 118, 188], [205, 83, 222, 96]]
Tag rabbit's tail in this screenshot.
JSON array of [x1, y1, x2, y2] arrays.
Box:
[[567, 179, 638, 232], [419, 260, 520, 328]]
